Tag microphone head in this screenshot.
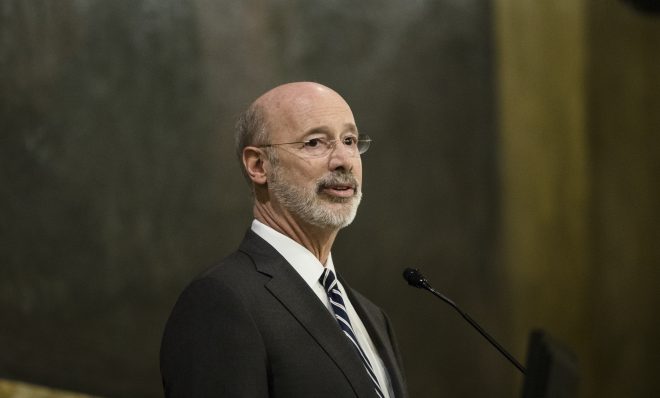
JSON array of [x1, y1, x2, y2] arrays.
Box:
[[403, 268, 429, 289]]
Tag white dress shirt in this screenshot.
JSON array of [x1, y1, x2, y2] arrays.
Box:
[[251, 219, 393, 398]]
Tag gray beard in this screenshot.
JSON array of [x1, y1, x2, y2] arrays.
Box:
[[268, 167, 362, 229]]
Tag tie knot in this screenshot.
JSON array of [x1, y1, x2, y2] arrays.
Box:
[[320, 268, 338, 293]]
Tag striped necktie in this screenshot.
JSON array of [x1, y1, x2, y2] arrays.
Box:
[[320, 268, 385, 398]]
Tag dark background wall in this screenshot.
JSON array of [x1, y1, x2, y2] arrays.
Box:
[[1, 1, 503, 397], [1, 1, 658, 397]]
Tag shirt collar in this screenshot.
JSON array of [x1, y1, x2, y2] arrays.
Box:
[[251, 219, 336, 288]]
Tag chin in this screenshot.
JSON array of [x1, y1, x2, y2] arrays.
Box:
[[307, 200, 360, 229]]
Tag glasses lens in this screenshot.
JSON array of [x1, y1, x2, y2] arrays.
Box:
[[357, 134, 371, 154], [301, 138, 331, 157]]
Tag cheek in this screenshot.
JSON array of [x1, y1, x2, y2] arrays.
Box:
[[277, 157, 317, 180], [353, 160, 363, 180], [290, 165, 321, 187]]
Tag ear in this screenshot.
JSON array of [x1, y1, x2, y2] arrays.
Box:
[[242, 146, 269, 185]]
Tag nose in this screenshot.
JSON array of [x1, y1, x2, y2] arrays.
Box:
[[327, 139, 357, 171]]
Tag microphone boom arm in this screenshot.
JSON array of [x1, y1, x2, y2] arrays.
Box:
[[404, 268, 526, 374], [426, 285, 526, 374]]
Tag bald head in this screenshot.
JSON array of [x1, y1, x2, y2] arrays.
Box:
[[235, 82, 355, 181], [255, 81, 344, 105], [254, 82, 348, 121]]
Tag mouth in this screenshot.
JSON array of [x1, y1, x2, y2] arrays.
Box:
[[316, 171, 360, 200], [320, 183, 356, 198], [317, 172, 359, 199]]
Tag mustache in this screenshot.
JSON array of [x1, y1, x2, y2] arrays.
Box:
[[316, 170, 359, 191]]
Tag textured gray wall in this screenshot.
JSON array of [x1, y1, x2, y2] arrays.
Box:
[[1, 1, 503, 397]]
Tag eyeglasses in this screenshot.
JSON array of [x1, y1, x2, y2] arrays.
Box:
[[258, 134, 371, 158]]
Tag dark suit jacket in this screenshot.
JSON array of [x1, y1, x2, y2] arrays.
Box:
[[160, 230, 407, 398]]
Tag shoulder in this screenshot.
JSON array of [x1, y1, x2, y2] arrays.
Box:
[[176, 249, 266, 309], [160, 251, 272, 397], [161, 248, 269, 348]]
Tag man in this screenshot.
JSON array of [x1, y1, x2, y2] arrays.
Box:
[[160, 82, 407, 397]]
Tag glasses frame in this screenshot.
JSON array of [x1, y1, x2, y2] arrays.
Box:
[[257, 133, 371, 157]]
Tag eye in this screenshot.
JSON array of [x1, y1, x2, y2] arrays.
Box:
[[342, 136, 358, 146], [304, 138, 324, 148]]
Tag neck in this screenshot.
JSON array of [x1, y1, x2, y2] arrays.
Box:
[[253, 199, 339, 265]]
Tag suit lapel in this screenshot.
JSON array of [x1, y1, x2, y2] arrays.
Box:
[[239, 231, 376, 398]]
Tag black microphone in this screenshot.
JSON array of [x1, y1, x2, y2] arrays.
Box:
[[403, 267, 526, 374]]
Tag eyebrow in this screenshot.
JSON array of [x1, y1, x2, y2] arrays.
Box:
[[300, 124, 359, 139], [343, 123, 358, 133]]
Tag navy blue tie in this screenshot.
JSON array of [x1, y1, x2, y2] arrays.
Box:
[[320, 268, 384, 398]]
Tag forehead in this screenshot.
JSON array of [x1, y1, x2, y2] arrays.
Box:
[[263, 86, 356, 141]]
